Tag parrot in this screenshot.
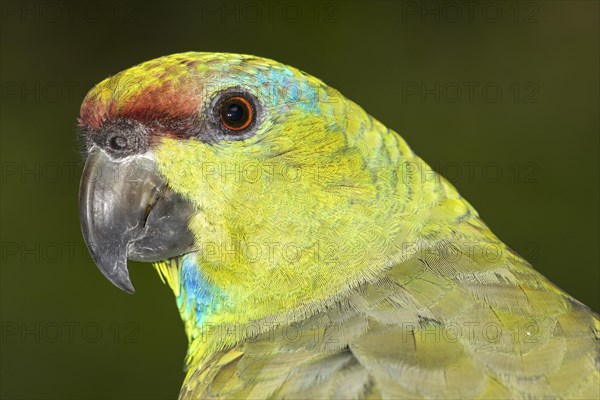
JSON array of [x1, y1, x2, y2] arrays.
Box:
[[78, 52, 599, 399]]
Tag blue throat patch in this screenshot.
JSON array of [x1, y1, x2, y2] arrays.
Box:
[[177, 253, 223, 328]]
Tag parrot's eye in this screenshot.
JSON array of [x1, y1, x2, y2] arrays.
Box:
[[207, 89, 260, 141], [109, 135, 128, 150], [219, 96, 254, 131]]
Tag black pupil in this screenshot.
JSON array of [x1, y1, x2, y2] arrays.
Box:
[[110, 136, 127, 149], [226, 103, 244, 122]]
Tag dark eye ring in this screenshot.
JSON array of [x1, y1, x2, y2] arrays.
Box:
[[219, 96, 254, 131]]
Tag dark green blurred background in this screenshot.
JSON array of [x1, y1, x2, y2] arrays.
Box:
[[1, 1, 598, 399]]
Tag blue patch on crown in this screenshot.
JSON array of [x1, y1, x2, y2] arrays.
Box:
[[236, 67, 322, 114]]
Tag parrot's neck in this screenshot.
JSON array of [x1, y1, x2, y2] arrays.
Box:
[[154, 254, 228, 366], [155, 166, 478, 369]]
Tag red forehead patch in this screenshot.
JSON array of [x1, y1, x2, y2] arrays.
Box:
[[79, 65, 202, 131]]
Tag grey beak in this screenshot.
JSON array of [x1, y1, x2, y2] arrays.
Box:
[[79, 148, 196, 293]]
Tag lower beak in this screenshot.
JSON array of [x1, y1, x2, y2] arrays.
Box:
[[79, 148, 196, 293]]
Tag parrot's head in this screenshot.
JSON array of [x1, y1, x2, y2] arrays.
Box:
[[79, 52, 435, 325]]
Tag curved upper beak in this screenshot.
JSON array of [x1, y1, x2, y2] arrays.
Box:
[[79, 148, 196, 293]]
